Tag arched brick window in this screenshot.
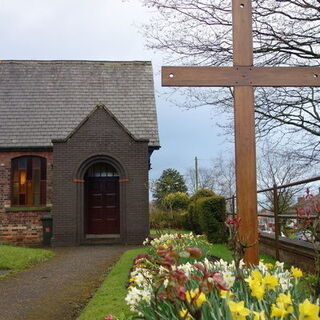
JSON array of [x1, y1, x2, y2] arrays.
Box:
[[11, 156, 47, 206]]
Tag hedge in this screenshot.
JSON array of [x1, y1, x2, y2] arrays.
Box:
[[198, 195, 228, 243]]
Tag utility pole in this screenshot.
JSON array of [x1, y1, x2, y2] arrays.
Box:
[[195, 156, 199, 191]]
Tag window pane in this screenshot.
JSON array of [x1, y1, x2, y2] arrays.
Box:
[[32, 157, 40, 169], [19, 170, 26, 193], [12, 160, 19, 182], [33, 169, 40, 193], [11, 156, 47, 206], [18, 158, 26, 169], [27, 181, 33, 205], [19, 194, 26, 205], [40, 158, 47, 180], [12, 183, 19, 205], [85, 163, 119, 177], [27, 158, 32, 180]]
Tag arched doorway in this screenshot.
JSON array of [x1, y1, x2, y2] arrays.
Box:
[[84, 162, 120, 238]]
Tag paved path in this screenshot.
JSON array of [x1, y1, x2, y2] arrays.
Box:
[[0, 245, 137, 320]]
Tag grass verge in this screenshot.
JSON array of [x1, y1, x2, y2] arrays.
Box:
[[0, 245, 55, 276], [77, 248, 147, 320]]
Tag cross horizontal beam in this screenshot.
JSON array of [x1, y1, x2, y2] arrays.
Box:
[[162, 66, 320, 87]]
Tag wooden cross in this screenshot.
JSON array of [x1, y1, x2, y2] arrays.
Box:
[[162, 0, 320, 265]]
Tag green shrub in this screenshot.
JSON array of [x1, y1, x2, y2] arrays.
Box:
[[198, 195, 228, 243], [186, 189, 216, 233], [162, 192, 190, 211], [149, 207, 185, 229], [186, 201, 201, 233], [190, 188, 215, 201]]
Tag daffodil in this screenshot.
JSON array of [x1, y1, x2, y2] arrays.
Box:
[[263, 273, 279, 290], [265, 263, 274, 269], [271, 305, 290, 320], [298, 299, 320, 320], [253, 311, 266, 320], [179, 308, 192, 320], [228, 300, 251, 320], [276, 293, 293, 310], [220, 290, 234, 300], [251, 269, 263, 281], [251, 282, 265, 300], [291, 266, 303, 278], [185, 288, 207, 307], [245, 272, 265, 300], [271, 293, 294, 319], [195, 292, 207, 307]]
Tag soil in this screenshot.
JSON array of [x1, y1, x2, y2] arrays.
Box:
[[0, 245, 139, 320]]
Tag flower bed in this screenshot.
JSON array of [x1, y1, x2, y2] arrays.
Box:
[[121, 233, 319, 320]]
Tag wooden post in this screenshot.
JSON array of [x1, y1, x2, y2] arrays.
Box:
[[232, 0, 258, 264], [232, 195, 236, 218], [273, 184, 280, 261], [195, 156, 199, 191]]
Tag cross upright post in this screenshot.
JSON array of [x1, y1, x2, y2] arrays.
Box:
[[232, 0, 258, 264], [162, 0, 320, 265]]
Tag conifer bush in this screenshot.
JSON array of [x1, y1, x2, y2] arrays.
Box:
[[185, 189, 216, 235], [198, 196, 228, 243]]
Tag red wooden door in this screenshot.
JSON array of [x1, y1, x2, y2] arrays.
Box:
[[85, 177, 120, 234]]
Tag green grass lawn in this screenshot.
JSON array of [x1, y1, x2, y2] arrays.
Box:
[[0, 245, 55, 276], [77, 248, 147, 320]]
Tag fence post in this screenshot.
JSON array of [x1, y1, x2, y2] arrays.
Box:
[[232, 195, 236, 218], [273, 184, 280, 261]]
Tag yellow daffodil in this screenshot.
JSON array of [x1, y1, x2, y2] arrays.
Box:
[[129, 276, 136, 283], [185, 289, 207, 307], [179, 308, 192, 320], [228, 300, 251, 320], [195, 292, 207, 307], [251, 283, 265, 301], [185, 289, 198, 303], [291, 266, 303, 278], [245, 274, 265, 300], [220, 290, 234, 300], [299, 299, 320, 320], [251, 269, 263, 281], [265, 263, 274, 269], [253, 311, 266, 320], [271, 305, 290, 320], [271, 293, 294, 319], [276, 293, 293, 310], [263, 273, 279, 290]]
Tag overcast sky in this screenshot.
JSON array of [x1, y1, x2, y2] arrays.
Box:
[[0, 0, 231, 183]]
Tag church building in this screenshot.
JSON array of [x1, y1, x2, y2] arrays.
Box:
[[0, 60, 160, 246]]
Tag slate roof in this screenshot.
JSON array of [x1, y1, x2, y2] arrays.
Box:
[[0, 60, 160, 148]]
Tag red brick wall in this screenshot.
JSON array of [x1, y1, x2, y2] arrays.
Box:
[[0, 151, 53, 245]]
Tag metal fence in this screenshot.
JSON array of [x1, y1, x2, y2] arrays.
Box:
[[226, 176, 320, 260]]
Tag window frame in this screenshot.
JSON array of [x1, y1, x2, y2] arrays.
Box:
[[11, 156, 47, 207]]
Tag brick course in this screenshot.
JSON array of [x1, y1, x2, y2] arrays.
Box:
[[0, 151, 53, 245]]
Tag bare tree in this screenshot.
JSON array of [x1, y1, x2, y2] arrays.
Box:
[[185, 167, 216, 194], [257, 142, 311, 214], [185, 155, 235, 197], [141, 0, 320, 163]]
